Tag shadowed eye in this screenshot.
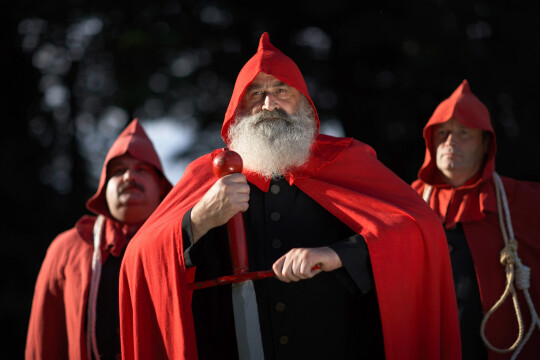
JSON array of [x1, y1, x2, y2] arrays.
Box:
[[436, 129, 448, 137], [135, 164, 154, 174], [276, 88, 291, 98], [110, 167, 127, 176]]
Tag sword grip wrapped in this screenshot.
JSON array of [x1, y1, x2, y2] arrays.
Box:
[[212, 148, 249, 275]]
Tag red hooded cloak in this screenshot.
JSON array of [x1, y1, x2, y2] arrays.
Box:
[[25, 119, 172, 360], [119, 33, 461, 360], [412, 80, 540, 359]]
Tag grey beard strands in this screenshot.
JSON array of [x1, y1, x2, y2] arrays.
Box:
[[228, 98, 317, 180]]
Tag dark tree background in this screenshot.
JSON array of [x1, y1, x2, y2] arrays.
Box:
[[3, 0, 539, 357]]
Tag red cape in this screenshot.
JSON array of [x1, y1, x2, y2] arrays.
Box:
[[412, 80, 540, 359], [25, 216, 95, 360], [25, 216, 143, 360], [26, 119, 172, 360], [120, 133, 461, 360]]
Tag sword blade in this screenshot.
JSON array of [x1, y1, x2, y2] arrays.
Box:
[[232, 280, 265, 360]]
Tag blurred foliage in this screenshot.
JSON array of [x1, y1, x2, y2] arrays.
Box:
[[3, 0, 540, 357]]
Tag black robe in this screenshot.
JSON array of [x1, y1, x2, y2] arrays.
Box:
[[446, 224, 487, 360], [184, 177, 385, 359]]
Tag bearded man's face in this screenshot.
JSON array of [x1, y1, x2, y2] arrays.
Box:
[[228, 75, 317, 180]]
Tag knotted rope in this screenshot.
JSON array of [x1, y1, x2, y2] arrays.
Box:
[[480, 172, 539, 359]]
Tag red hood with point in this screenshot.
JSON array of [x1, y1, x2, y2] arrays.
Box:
[[222, 32, 319, 144], [418, 79, 496, 187], [86, 118, 173, 218], [415, 80, 499, 227]]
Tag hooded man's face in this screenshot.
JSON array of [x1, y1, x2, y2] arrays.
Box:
[[433, 118, 489, 187], [229, 73, 317, 180], [105, 154, 165, 225], [240, 72, 303, 116]]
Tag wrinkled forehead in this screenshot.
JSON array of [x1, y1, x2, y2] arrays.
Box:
[[108, 154, 138, 167], [107, 154, 156, 174], [246, 72, 290, 90]]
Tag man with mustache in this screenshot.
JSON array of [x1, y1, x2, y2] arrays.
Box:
[[119, 33, 460, 360], [412, 80, 540, 359], [26, 119, 172, 360]]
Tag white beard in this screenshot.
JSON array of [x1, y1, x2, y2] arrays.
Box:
[[228, 98, 317, 180]]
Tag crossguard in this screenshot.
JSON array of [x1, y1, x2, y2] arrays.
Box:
[[189, 265, 322, 290]]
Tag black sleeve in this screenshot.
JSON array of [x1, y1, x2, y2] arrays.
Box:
[[327, 234, 373, 296], [182, 209, 230, 270], [182, 208, 203, 267]]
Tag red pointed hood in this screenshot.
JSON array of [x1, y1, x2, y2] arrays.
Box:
[[221, 32, 320, 144], [418, 79, 497, 185], [86, 119, 173, 217]]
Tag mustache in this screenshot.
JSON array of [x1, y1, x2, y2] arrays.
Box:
[[118, 181, 145, 194], [253, 109, 291, 126], [442, 148, 460, 155]]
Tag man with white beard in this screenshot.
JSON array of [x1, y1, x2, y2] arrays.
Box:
[[227, 84, 316, 180], [119, 33, 461, 360]]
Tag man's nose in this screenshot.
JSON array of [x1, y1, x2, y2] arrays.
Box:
[[262, 93, 279, 111], [122, 168, 135, 181], [444, 133, 456, 145]]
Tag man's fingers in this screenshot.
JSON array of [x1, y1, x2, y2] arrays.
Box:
[[273, 251, 313, 282], [218, 175, 250, 212], [221, 173, 249, 189], [272, 257, 288, 282], [191, 174, 251, 239], [271, 247, 340, 283], [272, 256, 300, 282], [300, 262, 322, 276]]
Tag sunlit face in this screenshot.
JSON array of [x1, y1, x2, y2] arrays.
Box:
[[240, 72, 303, 116], [433, 118, 489, 187], [229, 90, 317, 180], [105, 155, 164, 225]]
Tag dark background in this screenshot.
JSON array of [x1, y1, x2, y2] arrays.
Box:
[[3, 0, 540, 357]]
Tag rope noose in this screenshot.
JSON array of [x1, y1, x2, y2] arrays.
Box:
[[484, 173, 540, 359]]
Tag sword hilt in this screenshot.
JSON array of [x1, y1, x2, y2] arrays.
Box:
[[212, 148, 248, 275]]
